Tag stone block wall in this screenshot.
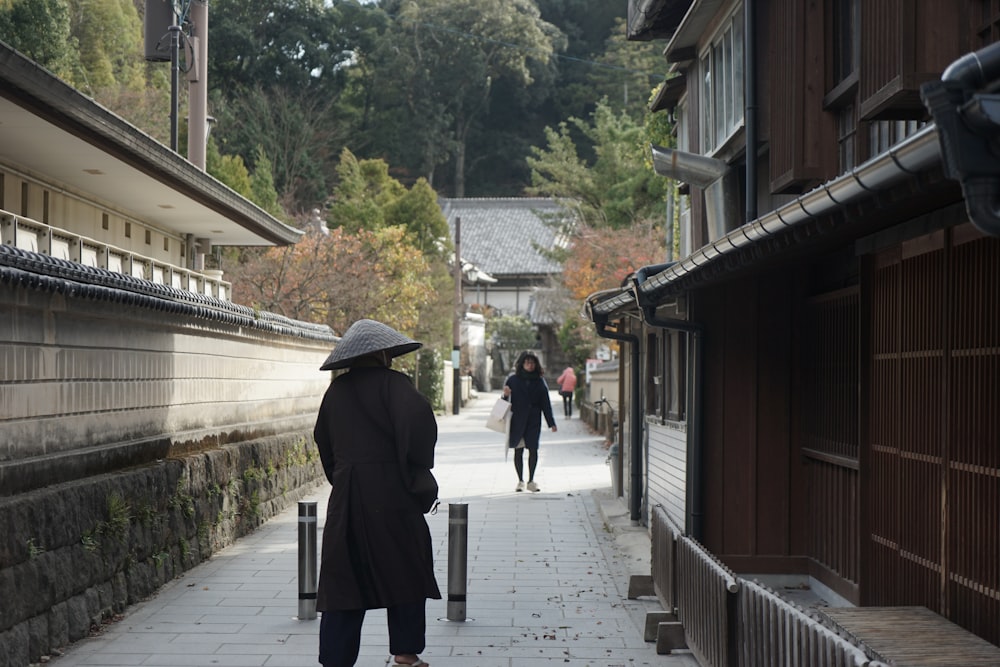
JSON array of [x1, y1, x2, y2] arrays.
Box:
[[0, 430, 326, 667]]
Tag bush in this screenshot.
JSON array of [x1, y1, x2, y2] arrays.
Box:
[[415, 347, 444, 412]]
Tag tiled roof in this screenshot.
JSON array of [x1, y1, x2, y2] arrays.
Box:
[[439, 198, 568, 277]]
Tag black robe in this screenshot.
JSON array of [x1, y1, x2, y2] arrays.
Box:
[[313, 365, 441, 611]]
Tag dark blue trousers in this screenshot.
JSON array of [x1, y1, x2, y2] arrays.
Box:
[[318, 600, 426, 667]]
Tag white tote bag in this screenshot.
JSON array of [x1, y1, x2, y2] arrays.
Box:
[[485, 397, 511, 433]]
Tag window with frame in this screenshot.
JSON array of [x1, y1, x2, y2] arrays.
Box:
[[700, 9, 744, 152], [644, 329, 688, 421]]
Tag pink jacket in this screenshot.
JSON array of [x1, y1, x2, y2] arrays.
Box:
[[556, 367, 577, 393]]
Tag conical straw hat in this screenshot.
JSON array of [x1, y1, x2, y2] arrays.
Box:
[[319, 319, 422, 371]]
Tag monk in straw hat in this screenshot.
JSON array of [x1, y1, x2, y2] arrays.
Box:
[[314, 319, 440, 667]]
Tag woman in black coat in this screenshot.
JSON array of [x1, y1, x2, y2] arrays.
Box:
[[314, 320, 441, 667], [503, 352, 557, 492]]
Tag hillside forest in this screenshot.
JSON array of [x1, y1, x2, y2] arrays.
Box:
[[0, 0, 676, 392]]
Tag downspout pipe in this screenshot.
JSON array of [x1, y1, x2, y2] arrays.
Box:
[[745, 0, 758, 223], [585, 301, 644, 525], [922, 40, 1000, 237], [631, 266, 705, 542]]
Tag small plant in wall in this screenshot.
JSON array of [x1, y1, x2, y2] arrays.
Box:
[[169, 479, 195, 519], [81, 530, 99, 553], [26, 538, 45, 559], [105, 493, 131, 542]]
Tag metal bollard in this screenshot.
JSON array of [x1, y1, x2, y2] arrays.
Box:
[[446, 503, 468, 621], [297, 501, 318, 620]]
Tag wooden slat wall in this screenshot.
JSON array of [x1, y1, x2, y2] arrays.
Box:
[[806, 460, 860, 585], [946, 231, 1000, 644], [647, 422, 687, 532], [859, 0, 970, 119], [859, 0, 904, 108], [768, 0, 834, 193], [870, 239, 945, 611], [867, 227, 1000, 645], [801, 288, 861, 588], [768, 0, 798, 190]]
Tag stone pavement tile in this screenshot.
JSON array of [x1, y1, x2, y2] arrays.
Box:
[[51, 392, 700, 667]]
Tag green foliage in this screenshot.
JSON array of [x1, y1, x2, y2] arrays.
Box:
[[134, 500, 156, 526], [487, 314, 537, 354], [0, 0, 78, 80], [250, 146, 283, 217], [415, 346, 444, 411], [557, 313, 597, 370], [328, 149, 406, 233], [367, 0, 565, 196], [243, 466, 266, 483], [105, 492, 131, 541], [207, 0, 387, 210], [169, 480, 195, 519], [207, 138, 253, 199], [69, 0, 144, 93], [527, 98, 670, 230], [384, 178, 453, 260], [584, 17, 666, 122]]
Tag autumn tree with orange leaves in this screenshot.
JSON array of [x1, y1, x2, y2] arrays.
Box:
[[562, 219, 668, 300], [227, 149, 452, 345]]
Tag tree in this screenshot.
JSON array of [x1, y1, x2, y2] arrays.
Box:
[[326, 149, 454, 352], [68, 0, 145, 92], [526, 98, 669, 229], [368, 0, 564, 196], [583, 17, 667, 121], [486, 314, 538, 375], [207, 0, 388, 212], [0, 0, 78, 80], [562, 219, 667, 300], [557, 311, 598, 370], [229, 224, 433, 336]]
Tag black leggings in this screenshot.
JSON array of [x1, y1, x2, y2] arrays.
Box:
[[514, 447, 538, 482], [561, 392, 573, 416]]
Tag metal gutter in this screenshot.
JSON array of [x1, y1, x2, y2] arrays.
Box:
[[637, 123, 941, 300]]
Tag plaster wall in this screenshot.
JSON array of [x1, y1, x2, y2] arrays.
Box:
[[0, 277, 334, 496]]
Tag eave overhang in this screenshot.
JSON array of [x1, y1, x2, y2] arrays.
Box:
[[0, 42, 302, 247], [583, 124, 944, 321], [627, 0, 693, 42], [664, 0, 728, 63]]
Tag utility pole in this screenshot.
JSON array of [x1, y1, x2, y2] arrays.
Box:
[[452, 217, 462, 415], [187, 0, 208, 170]]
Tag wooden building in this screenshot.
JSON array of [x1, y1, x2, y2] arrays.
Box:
[[587, 2, 1000, 663]]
